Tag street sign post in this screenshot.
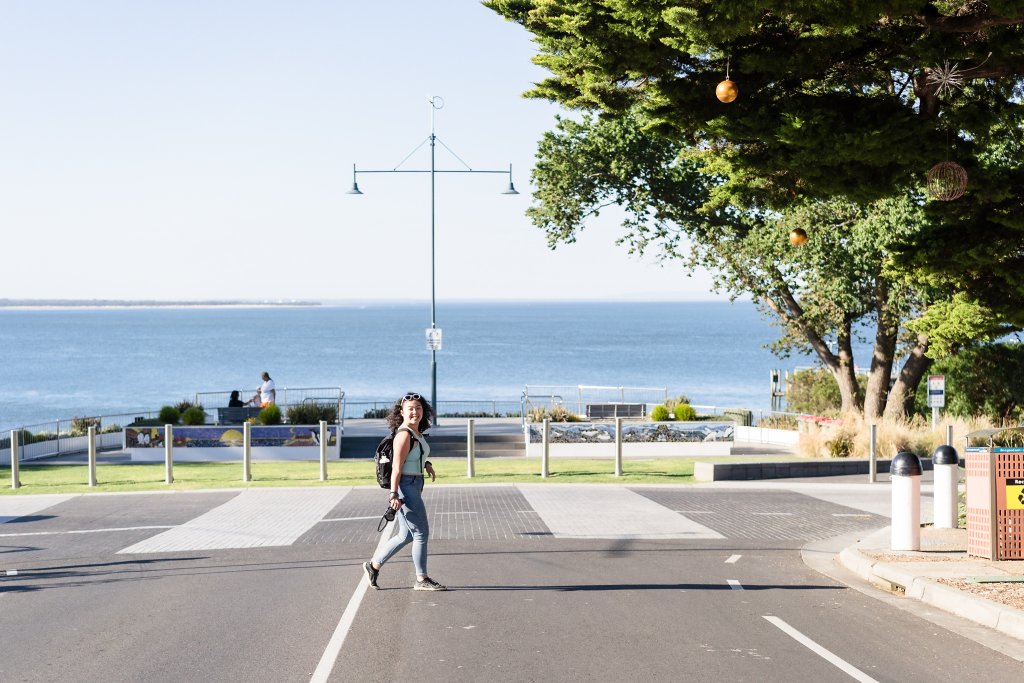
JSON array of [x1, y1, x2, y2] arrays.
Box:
[[927, 374, 946, 428]]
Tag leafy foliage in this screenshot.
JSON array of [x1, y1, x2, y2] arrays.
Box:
[[286, 403, 339, 425], [916, 342, 1024, 421], [650, 405, 672, 421], [181, 406, 206, 426], [258, 404, 283, 425], [673, 403, 697, 421], [157, 406, 180, 425]]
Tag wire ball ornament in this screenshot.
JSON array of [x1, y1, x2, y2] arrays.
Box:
[[926, 161, 968, 201]]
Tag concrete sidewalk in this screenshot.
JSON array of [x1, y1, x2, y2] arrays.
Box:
[[837, 525, 1024, 644]]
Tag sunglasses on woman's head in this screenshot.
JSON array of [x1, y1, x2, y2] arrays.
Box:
[[403, 393, 422, 401]]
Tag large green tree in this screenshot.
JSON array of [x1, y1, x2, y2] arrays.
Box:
[[527, 112, 1008, 417], [487, 0, 1024, 323]]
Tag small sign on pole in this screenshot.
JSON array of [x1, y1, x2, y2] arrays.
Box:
[[927, 374, 946, 408], [426, 327, 442, 351]]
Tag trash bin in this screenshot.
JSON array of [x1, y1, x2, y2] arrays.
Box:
[[965, 427, 1024, 560]]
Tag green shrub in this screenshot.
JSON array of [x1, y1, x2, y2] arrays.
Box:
[[651, 405, 672, 421], [175, 400, 202, 414], [363, 407, 389, 419], [916, 343, 1024, 422], [673, 403, 697, 421], [258, 404, 283, 425], [70, 417, 101, 436], [286, 403, 339, 424], [158, 406, 180, 424], [664, 395, 691, 412], [181, 406, 206, 425], [101, 423, 122, 434], [548, 405, 581, 422], [786, 367, 867, 414]]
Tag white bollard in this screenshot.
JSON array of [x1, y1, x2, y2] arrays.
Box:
[[932, 445, 960, 529], [541, 419, 550, 479], [466, 419, 475, 478], [614, 417, 623, 477], [243, 422, 252, 482], [88, 425, 97, 487], [319, 421, 328, 481], [10, 429, 21, 489], [164, 424, 174, 484], [890, 451, 922, 550]]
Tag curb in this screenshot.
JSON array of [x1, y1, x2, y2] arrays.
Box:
[[838, 537, 1024, 641]]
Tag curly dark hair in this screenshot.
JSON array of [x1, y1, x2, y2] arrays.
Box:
[[385, 392, 433, 433]]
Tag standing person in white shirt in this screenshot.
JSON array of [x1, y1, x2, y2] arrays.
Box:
[[248, 371, 276, 407]]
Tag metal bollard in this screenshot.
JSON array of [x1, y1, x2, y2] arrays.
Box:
[[541, 418, 550, 479], [890, 451, 923, 550], [88, 425, 98, 487], [868, 423, 877, 483], [319, 421, 328, 481], [614, 417, 623, 477], [932, 445, 960, 529], [466, 419, 475, 478], [164, 424, 174, 484], [243, 422, 252, 482]]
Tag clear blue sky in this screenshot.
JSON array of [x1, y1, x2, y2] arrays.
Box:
[[0, 1, 721, 302]]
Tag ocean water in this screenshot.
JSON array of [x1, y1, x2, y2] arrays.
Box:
[[0, 301, 864, 430]]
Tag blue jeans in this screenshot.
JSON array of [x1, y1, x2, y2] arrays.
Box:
[[373, 474, 429, 577]]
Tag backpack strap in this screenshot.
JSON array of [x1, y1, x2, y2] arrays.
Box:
[[395, 426, 423, 473]]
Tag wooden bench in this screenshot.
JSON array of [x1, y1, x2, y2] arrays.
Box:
[[216, 407, 264, 424], [585, 403, 647, 419]]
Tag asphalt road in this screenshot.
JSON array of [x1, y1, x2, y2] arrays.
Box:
[[1, 485, 1020, 683]]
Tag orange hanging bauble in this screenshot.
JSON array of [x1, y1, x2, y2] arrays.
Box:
[[716, 79, 738, 103], [788, 228, 808, 246]]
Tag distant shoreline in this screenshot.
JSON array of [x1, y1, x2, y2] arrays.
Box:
[[0, 299, 321, 310]]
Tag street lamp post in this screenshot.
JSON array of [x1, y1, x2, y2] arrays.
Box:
[[348, 96, 519, 426]]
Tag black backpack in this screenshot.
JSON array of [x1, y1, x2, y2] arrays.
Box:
[[374, 427, 420, 489]]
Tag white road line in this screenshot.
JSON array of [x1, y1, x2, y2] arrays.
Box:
[[763, 616, 879, 683], [832, 513, 871, 518], [673, 510, 715, 514], [727, 579, 744, 590], [320, 516, 379, 522], [310, 524, 396, 683], [725, 555, 741, 564], [752, 512, 793, 516], [0, 525, 174, 538], [6, 569, 18, 576]]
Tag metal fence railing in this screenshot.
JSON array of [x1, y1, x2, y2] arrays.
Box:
[[1, 410, 160, 464], [523, 385, 670, 415], [195, 387, 344, 411], [343, 400, 523, 420]]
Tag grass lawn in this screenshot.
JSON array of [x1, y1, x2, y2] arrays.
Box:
[[0, 457, 700, 494]]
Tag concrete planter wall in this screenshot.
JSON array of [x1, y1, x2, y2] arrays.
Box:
[[525, 421, 733, 457], [734, 425, 799, 446], [124, 425, 340, 462]]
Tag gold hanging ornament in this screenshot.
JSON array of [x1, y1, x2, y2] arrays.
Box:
[[716, 58, 738, 103], [788, 228, 808, 246], [926, 161, 968, 201]]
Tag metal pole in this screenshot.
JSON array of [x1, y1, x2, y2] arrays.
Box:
[[541, 418, 550, 479], [466, 418, 475, 478], [164, 424, 174, 484], [946, 424, 953, 447], [430, 97, 439, 427], [868, 423, 877, 483], [931, 406, 939, 430], [10, 430, 20, 489], [243, 422, 252, 482], [615, 417, 623, 477], [319, 420, 328, 481], [87, 425, 97, 487]]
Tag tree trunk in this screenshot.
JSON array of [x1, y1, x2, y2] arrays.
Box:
[[864, 279, 898, 420], [883, 334, 932, 420], [829, 318, 862, 413]]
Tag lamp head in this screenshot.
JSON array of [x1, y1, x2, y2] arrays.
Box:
[[346, 182, 363, 195], [502, 181, 519, 195]]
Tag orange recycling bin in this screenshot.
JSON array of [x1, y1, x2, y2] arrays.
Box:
[[965, 428, 1024, 560]]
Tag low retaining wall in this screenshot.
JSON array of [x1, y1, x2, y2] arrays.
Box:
[[526, 421, 733, 457], [694, 458, 939, 481], [124, 425, 339, 462], [734, 425, 799, 446]]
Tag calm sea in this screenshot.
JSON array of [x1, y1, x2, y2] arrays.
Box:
[[0, 301, 868, 430]]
